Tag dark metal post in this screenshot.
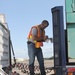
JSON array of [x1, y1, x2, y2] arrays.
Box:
[[51, 6, 67, 75], [9, 31, 12, 66]]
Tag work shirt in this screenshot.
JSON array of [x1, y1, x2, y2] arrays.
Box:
[[28, 27, 43, 43]]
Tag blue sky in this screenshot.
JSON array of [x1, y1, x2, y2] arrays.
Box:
[[0, 0, 65, 59]]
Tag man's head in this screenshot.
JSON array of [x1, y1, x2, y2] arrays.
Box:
[[39, 20, 49, 30]]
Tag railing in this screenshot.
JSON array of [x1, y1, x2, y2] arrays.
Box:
[[0, 22, 16, 69]]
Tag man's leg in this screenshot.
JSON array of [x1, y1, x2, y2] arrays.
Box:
[[36, 48, 46, 75], [27, 43, 35, 75]]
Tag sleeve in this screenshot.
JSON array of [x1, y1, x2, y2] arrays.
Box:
[[31, 27, 38, 36], [43, 30, 45, 36]]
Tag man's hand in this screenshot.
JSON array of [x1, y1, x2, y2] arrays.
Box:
[[43, 35, 49, 41], [49, 38, 53, 43]]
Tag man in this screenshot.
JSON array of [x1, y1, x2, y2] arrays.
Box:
[[27, 20, 49, 75]]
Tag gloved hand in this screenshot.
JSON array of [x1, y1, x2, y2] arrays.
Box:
[[49, 38, 53, 43], [43, 35, 49, 41]]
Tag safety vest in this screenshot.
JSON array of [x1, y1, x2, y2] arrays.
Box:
[[28, 25, 45, 48]]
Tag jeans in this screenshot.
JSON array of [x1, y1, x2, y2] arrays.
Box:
[[27, 42, 46, 75]]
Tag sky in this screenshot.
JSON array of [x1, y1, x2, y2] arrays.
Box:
[[0, 0, 65, 59]]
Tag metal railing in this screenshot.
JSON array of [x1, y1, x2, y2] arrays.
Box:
[[0, 22, 16, 68]]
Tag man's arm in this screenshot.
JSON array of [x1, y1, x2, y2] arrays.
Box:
[[32, 35, 44, 42], [31, 28, 44, 42], [31, 28, 48, 42]]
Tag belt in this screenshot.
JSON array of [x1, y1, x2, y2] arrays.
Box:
[[27, 41, 34, 44]]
